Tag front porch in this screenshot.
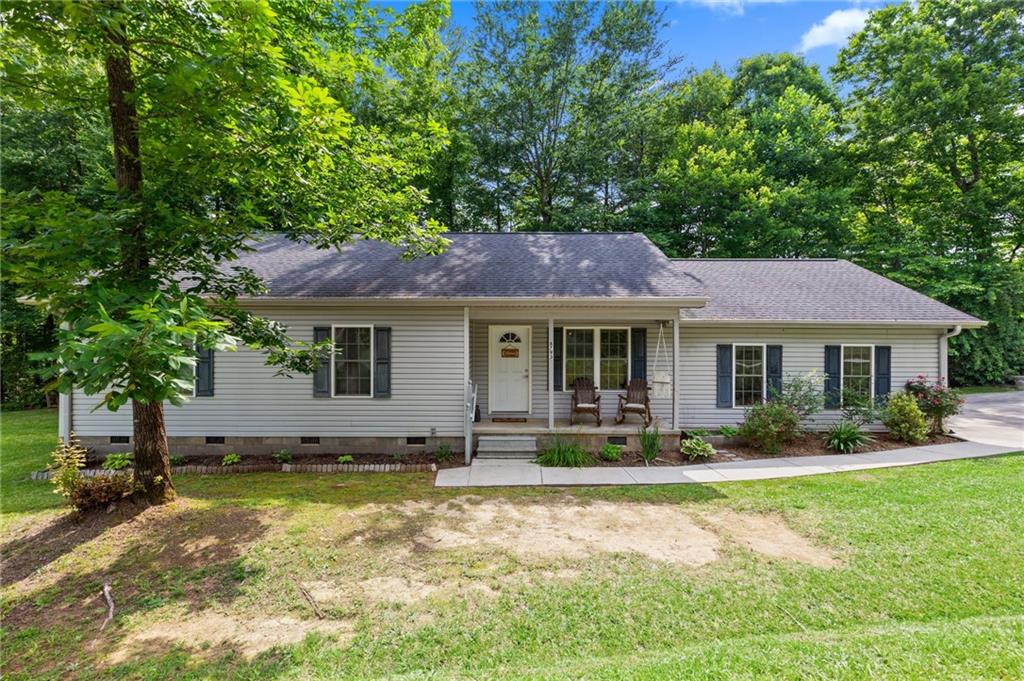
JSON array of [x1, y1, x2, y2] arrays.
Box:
[[459, 306, 685, 464], [474, 418, 679, 436]]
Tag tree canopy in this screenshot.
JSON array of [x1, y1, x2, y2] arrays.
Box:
[[2, 0, 451, 500]]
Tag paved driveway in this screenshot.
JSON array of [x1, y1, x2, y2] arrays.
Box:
[[949, 391, 1024, 449]]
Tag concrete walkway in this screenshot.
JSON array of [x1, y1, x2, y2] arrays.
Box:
[[434, 441, 1019, 488], [949, 391, 1024, 449]]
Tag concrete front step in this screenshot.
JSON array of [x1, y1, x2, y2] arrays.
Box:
[[476, 434, 538, 461]]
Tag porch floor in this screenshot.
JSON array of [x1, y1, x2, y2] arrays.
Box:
[[475, 418, 680, 436]]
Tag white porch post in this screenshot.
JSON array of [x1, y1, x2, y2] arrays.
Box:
[[672, 317, 680, 431], [548, 317, 555, 430], [58, 321, 72, 443], [463, 306, 472, 465], [58, 391, 71, 443]]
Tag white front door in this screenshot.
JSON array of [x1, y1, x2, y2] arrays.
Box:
[[489, 325, 531, 412]]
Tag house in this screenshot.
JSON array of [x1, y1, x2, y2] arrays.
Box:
[[61, 232, 983, 464]]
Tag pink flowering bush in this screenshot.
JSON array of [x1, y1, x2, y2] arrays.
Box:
[[904, 376, 964, 435]]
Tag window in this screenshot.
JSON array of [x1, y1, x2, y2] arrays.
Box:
[[600, 329, 629, 391], [563, 328, 630, 390], [733, 344, 765, 406], [333, 326, 373, 397], [842, 345, 873, 407], [564, 329, 595, 388]]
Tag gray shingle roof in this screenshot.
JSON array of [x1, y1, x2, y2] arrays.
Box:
[[230, 232, 706, 300], [674, 259, 983, 325]]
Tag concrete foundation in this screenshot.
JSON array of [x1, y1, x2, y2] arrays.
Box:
[[78, 435, 466, 458]]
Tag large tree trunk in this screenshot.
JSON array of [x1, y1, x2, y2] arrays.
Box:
[[132, 399, 175, 502], [104, 8, 174, 503]]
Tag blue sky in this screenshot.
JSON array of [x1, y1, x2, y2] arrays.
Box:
[[399, 1, 897, 77]]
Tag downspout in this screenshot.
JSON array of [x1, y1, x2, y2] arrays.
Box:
[[938, 325, 962, 385], [58, 321, 72, 443]]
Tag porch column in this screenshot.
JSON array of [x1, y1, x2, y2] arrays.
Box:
[[672, 317, 680, 430], [464, 306, 472, 465], [548, 317, 555, 430]]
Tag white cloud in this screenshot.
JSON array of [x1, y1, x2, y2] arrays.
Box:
[[678, 0, 790, 15], [798, 8, 870, 52]]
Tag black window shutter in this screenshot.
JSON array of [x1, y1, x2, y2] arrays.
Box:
[[766, 345, 783, 399], [716, 344, 732, 408], [374, 326, 391, 398], [313, 327, 331, 397], [824, 345, 841, 408], [553, 327, 563, 391], [195, 347, 214, 396], [630, 328, 647, 380], [874, 345, 891, 402]]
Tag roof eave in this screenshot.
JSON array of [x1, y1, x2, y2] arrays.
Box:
[[239, 295, 710, 307], [678, 318, 987, 328]]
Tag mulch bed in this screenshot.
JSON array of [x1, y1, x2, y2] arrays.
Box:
[[720, 432, 961, 461], [586, 432, 961, 467], [80, 450, 464, 473]]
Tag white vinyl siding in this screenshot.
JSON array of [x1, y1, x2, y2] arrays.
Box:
[[71, 306, 466, 437], [680, 325, 941, 430]]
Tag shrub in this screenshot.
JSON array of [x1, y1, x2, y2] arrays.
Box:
[[687, 428, 711, 438], [638, 423, 661, 466], [221, 453, 241, 467], [824, 420, 875, 454], [681, 437, 715, 461], [905, 375, 965, 434], [738, 402, 800, 455], [391, 451, 407, 463], [883, 392, 929, 444], [273, 449, 293, 464], [841, 393, 883, 427], [337, 454, 354, 464], [169, 454, 187, 467], [771, 370, 826, 422], [434, 443, 454, 463], [48, 434, 87, 500], [535, 434, 593, 467], [102, 452, 133, 471], [68, 473, 136, 512], [717, 425, 739, 437], [600, 443, 622, 462]]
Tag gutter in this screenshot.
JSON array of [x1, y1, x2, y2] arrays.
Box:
[[938, 325, 963, 383]]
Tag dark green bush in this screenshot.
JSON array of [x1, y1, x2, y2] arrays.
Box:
[[738, 402, 800, 455], [434, 443, 454, 463], [273, 449, 293, 464]]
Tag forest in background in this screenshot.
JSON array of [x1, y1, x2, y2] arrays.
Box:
[[3, 0, 1022, 409]]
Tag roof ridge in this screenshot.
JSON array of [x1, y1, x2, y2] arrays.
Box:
[[672, 257, 841, 262]]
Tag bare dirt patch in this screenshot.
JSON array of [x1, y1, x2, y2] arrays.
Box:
[[108, 609, 352, 663], [415, 498, 722, 566], [701, 510, 838, 568]]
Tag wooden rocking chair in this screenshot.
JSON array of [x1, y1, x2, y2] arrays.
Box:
[[616, 378, 652, 426], [570, 377, 601, 427]]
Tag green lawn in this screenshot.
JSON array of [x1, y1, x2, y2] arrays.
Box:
[[2, 408, 1022, 680], [958, 384, 1019, 394]]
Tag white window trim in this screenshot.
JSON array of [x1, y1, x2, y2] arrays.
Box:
[[839, 343, 874, 407], [562, 327, 631, 392], [731, 343, 767, 409], [331, 324, 374, 398]]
